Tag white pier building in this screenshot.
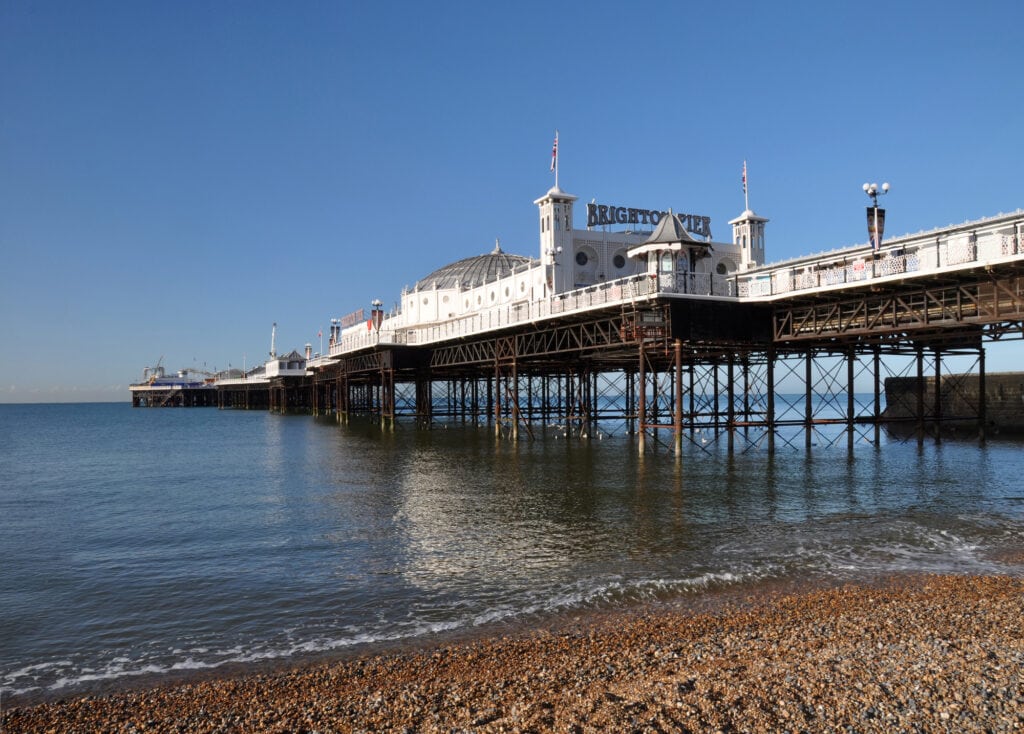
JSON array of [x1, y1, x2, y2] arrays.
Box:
[[315, 181, 1022, 362]]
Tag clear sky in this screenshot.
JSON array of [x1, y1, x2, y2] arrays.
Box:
[[2, 1, 1022, 402]]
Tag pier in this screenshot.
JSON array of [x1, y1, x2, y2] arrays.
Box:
[[133, 185, 1024, 452]]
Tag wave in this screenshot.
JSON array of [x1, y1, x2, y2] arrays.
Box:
[[5, 516, 1021, 701]]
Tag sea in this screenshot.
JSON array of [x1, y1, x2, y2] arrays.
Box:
[[2, 401, 1023, 704]]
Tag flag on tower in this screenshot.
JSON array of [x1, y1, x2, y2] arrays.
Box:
[[742, 160, 748, 195], [550, 131, 558, 172]]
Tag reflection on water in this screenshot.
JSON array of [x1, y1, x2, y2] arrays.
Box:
[[1, 404, 1023, 700]]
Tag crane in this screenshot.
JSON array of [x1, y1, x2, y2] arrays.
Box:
[[143, 355, 165, 383]]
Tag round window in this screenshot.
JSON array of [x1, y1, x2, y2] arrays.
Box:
[[575, 251, 589, 266], [716, 263, 728, 275], [422, 297, 429, 305], [613, 254, 626, 269]]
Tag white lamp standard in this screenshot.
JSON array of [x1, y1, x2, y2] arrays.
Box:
[[862, 181, 890, 252], [370, 299, 383, 332]]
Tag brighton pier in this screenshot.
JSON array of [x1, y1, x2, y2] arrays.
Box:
[[131, 183, 1024, 453]]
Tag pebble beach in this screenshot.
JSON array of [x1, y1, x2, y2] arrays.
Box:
[[3, 573, 1022, 733]]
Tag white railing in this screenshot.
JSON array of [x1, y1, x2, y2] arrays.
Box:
[[735, 212, 1023, 299], [404, 274, 659, 346], [205, 376, 271, 386]]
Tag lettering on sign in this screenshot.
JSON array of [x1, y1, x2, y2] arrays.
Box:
[[586, 203, 712, 239], [339, 308, 365, 329]]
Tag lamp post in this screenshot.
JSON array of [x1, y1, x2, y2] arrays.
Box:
[[370, 298, 383, 332], [862, 181, 890, 252], [330, 317, 340, 349]]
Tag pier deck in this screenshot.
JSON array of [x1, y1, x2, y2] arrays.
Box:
[[134, 209, 1024, 451]]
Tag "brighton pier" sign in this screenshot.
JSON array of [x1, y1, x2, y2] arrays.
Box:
[[586, 202, 711, 239]]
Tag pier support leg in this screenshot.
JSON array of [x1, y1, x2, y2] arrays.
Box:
[[415, 372, 433, 428], [805, 350, 813, 450], [847, 345, 856, 451], [511, 358, 519, 442], [742, 356, 751, 439], [381, 366, 395, 432], [933, 348, 943, 442], [486, 374, 494, 430], [494, 361, 501, 439], [339, 374, 348, 424], [673, 339, 683, 457], [712, 363, 720, 438], [625, 368, 635, 435], [727, 356, 735, 453], [873, 345, 882, 445], [916, 346, 925, 444], [638, 343, 646, 455], [767, 348, 776, 453], [978, 346, 987, 444]]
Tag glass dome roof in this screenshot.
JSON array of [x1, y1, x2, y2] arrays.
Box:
[[415, 241, 534, 290]]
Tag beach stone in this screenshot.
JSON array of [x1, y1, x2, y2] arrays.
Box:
[[4, 574, 1024, 733]]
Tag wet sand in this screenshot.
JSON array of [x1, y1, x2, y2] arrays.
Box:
[[3, 574, 1022, 732]]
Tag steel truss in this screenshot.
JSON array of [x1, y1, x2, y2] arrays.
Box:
[[774, 269, 1024, 341], [289, 292, 1006, 452]]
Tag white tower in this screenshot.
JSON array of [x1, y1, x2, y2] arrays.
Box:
[[729, 209, 769, 269], [534, 185, 578, 294]]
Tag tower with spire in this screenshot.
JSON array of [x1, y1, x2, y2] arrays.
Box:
[[729, 161, 768, 269], [536, 132, 576, 294]]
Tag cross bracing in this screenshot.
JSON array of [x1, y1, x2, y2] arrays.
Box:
[[225, 212, 1024, 450]]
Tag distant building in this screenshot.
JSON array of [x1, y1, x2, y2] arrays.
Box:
[[264, 349, 307, 378]]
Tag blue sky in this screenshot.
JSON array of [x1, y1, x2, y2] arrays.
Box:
[[2, 1, 1022, 402]]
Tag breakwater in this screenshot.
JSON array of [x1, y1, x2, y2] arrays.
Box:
[[884, 371, 1024, 435]]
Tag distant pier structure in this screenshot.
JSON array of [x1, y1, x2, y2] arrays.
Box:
[[135, 183, 1024, 451], [129, 362, 218, 407]]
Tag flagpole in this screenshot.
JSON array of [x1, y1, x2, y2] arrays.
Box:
[[743, 160, 749, 211], [554, 130, 559, 189], [548, 131, 562, 188]]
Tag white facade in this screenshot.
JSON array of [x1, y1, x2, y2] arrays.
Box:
[[264, 350, 308, 378], [541, 187, 766, 289], [337, 184, 768, 344], [728, 209, 769, 271]]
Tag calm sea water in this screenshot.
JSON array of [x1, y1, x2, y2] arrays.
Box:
[[2, 402, 1023, 702]]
